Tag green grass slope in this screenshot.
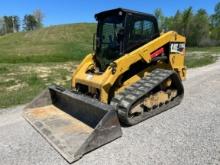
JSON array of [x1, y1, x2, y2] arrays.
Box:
[[0, 23, 96, 63], [0, 23, 218, 108]]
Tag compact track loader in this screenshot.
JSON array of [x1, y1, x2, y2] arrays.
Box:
[[23, 8, 186, 163]]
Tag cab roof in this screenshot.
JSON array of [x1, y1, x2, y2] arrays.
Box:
[[95, 8, 156, 20]]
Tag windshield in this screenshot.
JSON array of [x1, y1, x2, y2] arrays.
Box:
[[96, 14, 125, 71]]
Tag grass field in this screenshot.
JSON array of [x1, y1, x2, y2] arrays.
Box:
[[0, 62, 77, 108], [0, 23, 96, 63], [0, 23, 219, 108], [185, 47, 218, 68]]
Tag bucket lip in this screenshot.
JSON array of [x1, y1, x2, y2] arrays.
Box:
[[23, 108, 122, 163], [23, 111, 79, 163]]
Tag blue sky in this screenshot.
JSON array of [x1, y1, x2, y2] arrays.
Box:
[[0, 0, 219, 26]]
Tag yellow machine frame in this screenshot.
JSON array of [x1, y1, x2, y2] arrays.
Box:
[[72, 31, 186, 103]]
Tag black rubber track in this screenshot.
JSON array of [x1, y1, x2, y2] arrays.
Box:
[[110, 69, 184, 126]]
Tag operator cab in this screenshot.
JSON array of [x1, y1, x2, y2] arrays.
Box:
[[95, 8, 159, 71]]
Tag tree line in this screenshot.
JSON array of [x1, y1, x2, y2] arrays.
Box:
[[1, 3, 220, 47], [154, 2, 220, 47], [0, 9, 44, 35]]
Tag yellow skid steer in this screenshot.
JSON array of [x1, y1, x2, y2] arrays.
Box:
[[23, 8, 186, 163]]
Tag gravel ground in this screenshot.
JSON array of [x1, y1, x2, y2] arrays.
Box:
[[0, 61, 220, 165]]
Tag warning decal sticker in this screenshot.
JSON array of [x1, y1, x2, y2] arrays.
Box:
[[170, 43, 185, 54]]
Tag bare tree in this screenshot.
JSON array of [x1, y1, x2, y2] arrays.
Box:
[[0, 17, 5, 35], [33, 9, 44, 28], [154, 8, 165, 32], [12, 16, 20, 32]]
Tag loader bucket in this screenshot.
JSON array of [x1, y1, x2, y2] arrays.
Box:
[[23, 85, 122, 163]]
